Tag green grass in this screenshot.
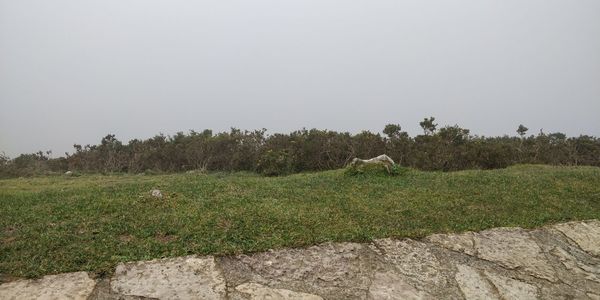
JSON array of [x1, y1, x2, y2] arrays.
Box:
[[1, 165, 600, 279]]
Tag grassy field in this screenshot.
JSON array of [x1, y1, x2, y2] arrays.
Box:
[[1, 165, 600, 279]]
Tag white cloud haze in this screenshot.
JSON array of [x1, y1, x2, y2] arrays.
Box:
[[1, 0, 599, 157]]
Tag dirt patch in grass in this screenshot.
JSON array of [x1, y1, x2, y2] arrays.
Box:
[[118, 235, 135, 243], [155, 233, 178, 244]]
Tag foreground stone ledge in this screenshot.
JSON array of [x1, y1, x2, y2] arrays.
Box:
[[110, 255, 226, 299], [2, 219, 600, 299]]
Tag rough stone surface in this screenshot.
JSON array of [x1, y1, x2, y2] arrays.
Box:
[[351, 154, 395, 166], [367, 271, 433, 300], [234, 283, 323, 299], [370, 238, 463, 298], [111, 255, 225, 299], [0, 271, 96, 300], [553, 220, 600, 256], [550, 246, 600, 283], [429, 227, 557, 281], [454, 264, 499, 300], [2, 220, 600, 299], [219, 242, 378, 299], [475, 228, 557, 281], [150, 189, 163, 198], [528, 226, 600, 296], [588, 293, 600, 300], [483, 271, 538, 300], [424, 231, 477, 256]]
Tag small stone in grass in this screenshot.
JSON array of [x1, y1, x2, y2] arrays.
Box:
[[151, 189, 163, 198]]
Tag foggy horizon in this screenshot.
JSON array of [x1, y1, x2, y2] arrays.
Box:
[[1, 0, 599, 158]]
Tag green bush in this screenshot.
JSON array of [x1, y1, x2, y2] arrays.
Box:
[[256, 149, 294, 176], [2, 119, 600, 178]]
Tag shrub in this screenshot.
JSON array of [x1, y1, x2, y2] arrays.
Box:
[[256, 149, 294, 176], [3, 119, 600, 178]]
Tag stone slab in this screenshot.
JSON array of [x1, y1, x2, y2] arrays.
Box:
[[427, 227, 557, 281], [455, 264, 499, 300], [370, 238, 462, 298], [219, 242, 378, 299], [0, 271, 96, 300], [234, 282, 323, 299], [553, 220, 600, 256], [484, 271, 538, 300], [110, 255, 225, 300], [367, 271, 433, 300]]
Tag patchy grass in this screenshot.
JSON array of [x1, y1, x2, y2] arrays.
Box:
[[1, 165, 599, 279]]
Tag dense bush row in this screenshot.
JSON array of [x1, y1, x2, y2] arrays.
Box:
[[1, 117, 599, 178]]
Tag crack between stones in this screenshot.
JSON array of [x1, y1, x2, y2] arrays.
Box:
[[550, 227, 591, 257], [478, 269, 503, 300], [211, 257, 231, 300]]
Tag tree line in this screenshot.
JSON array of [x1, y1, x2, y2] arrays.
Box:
[[1, 117, 599, 178]]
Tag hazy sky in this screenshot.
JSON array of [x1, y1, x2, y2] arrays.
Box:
[[1, 0, 599, 157]]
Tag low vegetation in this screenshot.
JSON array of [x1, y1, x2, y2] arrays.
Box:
[[1, 118, 600, 178], [1, 165, 599, 278]]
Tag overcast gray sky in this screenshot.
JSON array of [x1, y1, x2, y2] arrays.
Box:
[[1, 0, 599, 157]]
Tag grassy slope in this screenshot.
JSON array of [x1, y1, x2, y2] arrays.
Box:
[[1, 165, 599, 278]]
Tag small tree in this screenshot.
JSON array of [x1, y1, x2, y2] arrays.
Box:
[[517, 124, 528, 138], [383, 124, 402, 139], [516, 124, 529, 163], [420, 117, 437, 135]]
